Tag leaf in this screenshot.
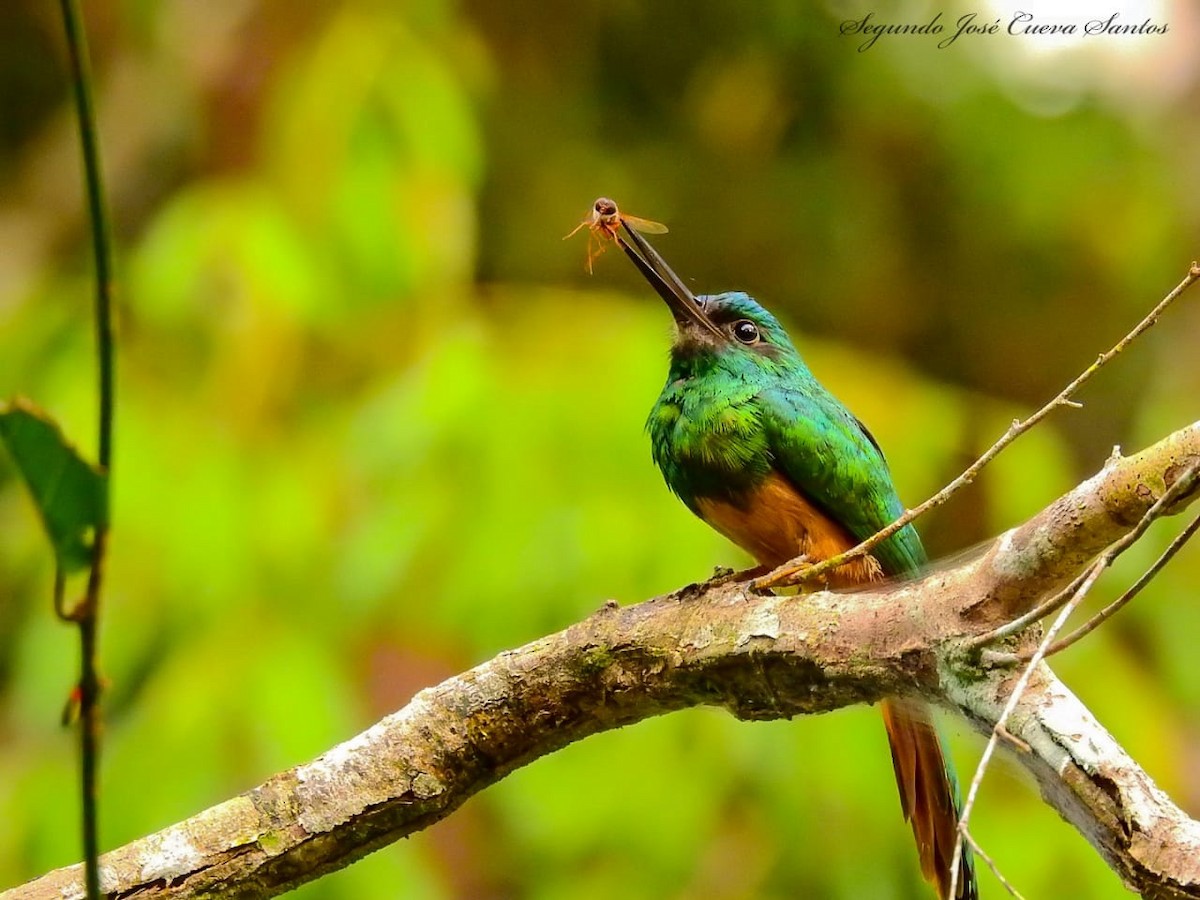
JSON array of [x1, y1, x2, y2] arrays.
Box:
[[0, 399, 107, 573]]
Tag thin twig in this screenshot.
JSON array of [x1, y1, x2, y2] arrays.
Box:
[[755, 263, 1200, 590], [972, 462, 1200, 652], [1010, 509, 1200, 662], [994, 723, 1030, 754], [947, 567, 1099, 899], [60, 1, 116, 897], [960, 828, 1027, 900], [969, 569, 1088, 650]]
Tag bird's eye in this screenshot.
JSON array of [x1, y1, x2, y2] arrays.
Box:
[[732, 320, 760, 344]]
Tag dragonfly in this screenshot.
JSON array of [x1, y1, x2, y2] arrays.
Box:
[[565, 197, 668, 273]]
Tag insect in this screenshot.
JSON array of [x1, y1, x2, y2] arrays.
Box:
[[565, 197, 668, 273]]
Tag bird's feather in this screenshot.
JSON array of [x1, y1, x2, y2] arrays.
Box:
[[646, 291, 977, 898], [758, 383, 926, 576]]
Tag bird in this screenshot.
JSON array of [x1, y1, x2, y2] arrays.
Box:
[[618, 223, 978, 900]]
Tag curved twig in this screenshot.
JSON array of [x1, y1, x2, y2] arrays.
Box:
[[949, 564, 1102, 898], [1041, 511, 1200, 659]]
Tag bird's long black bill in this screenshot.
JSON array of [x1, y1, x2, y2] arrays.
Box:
[[616, 224, 723, 339]]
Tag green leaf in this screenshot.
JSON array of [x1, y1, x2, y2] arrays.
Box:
[[0, 399, 107, 573]]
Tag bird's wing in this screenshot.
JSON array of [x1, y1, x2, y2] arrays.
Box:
[[759, 384, 926, 576]]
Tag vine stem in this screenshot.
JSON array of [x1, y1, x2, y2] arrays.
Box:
[[59, 1, 116, 897]]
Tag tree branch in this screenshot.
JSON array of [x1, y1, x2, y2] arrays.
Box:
[[950, 459, 1200, 899], [7, 421, 1200, 900], [949, 665, 1200, 900]]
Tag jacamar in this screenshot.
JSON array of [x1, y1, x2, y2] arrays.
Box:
[[618, 224, 978, 900]]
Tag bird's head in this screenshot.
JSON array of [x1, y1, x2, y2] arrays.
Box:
[[617, 225, 804, 372]]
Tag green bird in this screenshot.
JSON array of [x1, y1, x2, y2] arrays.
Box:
[[618, 224, 977, 900]]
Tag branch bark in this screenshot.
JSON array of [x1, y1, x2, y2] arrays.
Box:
[[7, 422, 1200, 900]]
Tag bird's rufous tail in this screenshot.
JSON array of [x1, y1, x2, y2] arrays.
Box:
[[881, 698, 977, 900]]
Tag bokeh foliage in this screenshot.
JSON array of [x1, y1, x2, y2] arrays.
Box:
[[1, 1, 1198, 897]]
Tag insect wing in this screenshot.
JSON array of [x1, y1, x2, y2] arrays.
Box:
[[620, 214, 668, 235]]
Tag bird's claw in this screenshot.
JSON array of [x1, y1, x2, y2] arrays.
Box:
[[710, 564, 770, 587], [674, 565, 768, 602], [751, 556, 813, 592], [704, 565, 737, 586]]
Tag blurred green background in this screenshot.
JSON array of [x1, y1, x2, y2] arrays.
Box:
[[1, 0, 1198, 897]]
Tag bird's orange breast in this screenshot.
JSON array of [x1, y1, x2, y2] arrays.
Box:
[[695, 471, 882, 586]]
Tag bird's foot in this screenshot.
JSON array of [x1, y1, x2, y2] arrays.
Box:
[[750, 556, 812, 593], [675, 565, 768, 602], [706, 565, 769, 588]]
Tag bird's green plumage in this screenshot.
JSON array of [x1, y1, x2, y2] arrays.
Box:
[[645, 288, 976, 899], [648, 291, 925, 576]]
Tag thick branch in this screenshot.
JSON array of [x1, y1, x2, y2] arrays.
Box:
[[8, 422, 1200, 900]]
